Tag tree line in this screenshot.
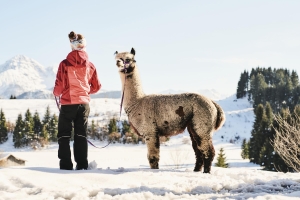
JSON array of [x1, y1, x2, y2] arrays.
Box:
[[0, 106, 144, 149], [13, 106, 58, 148], [237, 67, 299, 112], [237, 67, 300, 172]]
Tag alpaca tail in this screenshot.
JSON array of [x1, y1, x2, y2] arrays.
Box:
[[212, 101, 226, 131]]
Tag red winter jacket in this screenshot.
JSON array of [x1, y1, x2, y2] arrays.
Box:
[[53, 50, 101, 105]]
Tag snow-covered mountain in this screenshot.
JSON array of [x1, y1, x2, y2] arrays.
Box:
[[0, 55, 231, 100], [0, 55, 56, 98]]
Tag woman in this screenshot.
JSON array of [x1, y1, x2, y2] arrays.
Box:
[[53, 31, 101, 170]]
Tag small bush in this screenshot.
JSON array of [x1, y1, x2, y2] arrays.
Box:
[[182, 137, 191, 145], [159, 136, 170, 144], [215, 148, 229, 168], [108, 132, 121, 143]]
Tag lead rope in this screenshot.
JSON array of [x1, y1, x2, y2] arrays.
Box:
[[119, 65, 128, 119], [54, 97, 111, 149], [55, 60, 129, 149]]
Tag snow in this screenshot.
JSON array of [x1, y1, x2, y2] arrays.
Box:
[[0, 55, 56, 98], [1, 96, 300, 200], [0, 55, 231, 100]]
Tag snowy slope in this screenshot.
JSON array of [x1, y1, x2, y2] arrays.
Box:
[[0, 55, 56, 98], [1, 97, 300, 199]]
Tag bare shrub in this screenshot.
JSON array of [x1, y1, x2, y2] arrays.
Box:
[[169, 149, 190, 169], [272, 115, 300, 172], [124, 131, 139, 144], [39, 138, 48, 148], [30, 139, 40, 150], [108, 132, 121, 143], [182, 137, 191, 145], [159, 136, 169, 144]]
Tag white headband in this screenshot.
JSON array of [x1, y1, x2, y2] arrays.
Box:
[[70, 38, 87, 51]]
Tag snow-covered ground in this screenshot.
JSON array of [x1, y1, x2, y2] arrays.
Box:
[[1, 96, 300, 200]]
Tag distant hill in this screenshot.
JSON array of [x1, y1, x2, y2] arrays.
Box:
[[16, 90, 54, 99], [90, 91, 121, 99]]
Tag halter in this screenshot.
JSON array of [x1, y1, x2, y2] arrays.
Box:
[[119, 60, 131, 119]]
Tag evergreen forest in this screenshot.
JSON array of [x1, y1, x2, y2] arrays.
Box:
[[237, 67, 300, 172]]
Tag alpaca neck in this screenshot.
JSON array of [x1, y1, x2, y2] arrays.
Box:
[[121, 68, 145, 109]]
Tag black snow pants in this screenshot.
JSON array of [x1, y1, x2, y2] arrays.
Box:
[[57, 104, 90, 170]]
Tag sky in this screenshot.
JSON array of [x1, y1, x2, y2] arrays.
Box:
[[1, 1, 300, 95]]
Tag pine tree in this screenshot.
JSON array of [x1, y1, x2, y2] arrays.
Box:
[[291, 70, 299, 88], [236, 73, 245, 99], [13, 114, 25, 148], [23, 109, 34, 145], [251, 74, 268, 108], [40, 124, 49, 144], [257, 102, 275, 170], [249, 99, 276, 167], [292, 85, 300, 107], [249, 104, 265, 164], [215, 148, 229, 168], [264, 102, 273, 125], [33, 111, 42, 139], [0, 109, 8, 143], [89, 120, 96, 140], [42, 106, 51, 141], [108, 118, 118, 133], [121, 120, 131, 137], [48, 114, 58, 142], [241, 139, 249, 159], [236, 70, 250, 99]]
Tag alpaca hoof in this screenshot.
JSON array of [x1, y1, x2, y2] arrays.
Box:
[[149, 157, 159, 169], [193, 164, 202, 172]]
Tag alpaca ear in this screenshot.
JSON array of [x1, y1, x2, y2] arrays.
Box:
[[130, 48, 135, 55], [114, 51, 118, 55]]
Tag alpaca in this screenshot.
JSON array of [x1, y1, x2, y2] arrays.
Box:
[[114, 48, 226, 173]]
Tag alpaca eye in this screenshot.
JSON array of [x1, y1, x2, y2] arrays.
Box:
[[125, 59, 131, 63]]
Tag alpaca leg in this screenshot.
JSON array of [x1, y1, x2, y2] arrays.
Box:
[[190, 124, 215, 173], [187, 125, 204, 172], [145, 134, 160, 169], [196, 135, 215, 173], [203, 139, 215, 173]]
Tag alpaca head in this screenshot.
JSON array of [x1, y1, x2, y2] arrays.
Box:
[[114, 48, 136, 75]]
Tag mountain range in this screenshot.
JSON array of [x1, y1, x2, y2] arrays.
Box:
[[0, 55, 231, 100], [0, 55, 56, 99]]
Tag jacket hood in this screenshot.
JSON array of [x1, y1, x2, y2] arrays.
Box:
[[66, 50, 89, 67]]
